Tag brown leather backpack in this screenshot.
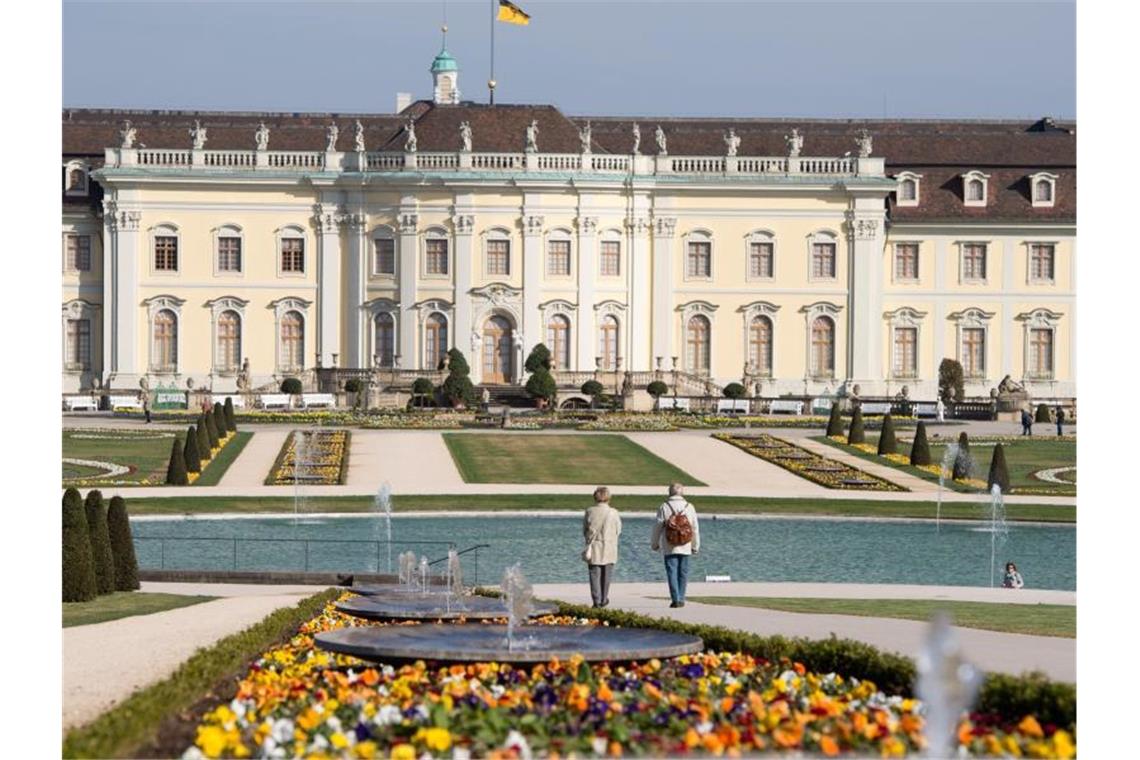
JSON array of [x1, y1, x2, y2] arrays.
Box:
[[664, 503, 694, 545]]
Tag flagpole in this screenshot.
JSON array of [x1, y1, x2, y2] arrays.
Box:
[[489, 0, 496, 105]]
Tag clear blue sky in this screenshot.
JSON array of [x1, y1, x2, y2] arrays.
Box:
[[63, 0, 1075, 119]]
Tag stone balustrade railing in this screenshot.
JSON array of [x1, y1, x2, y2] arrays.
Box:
[[106, 147, 885, 178]]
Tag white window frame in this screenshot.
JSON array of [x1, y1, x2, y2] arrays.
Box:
[[677, 300, 719, 375], [149, 223, 181, 276], [270, 297, 312, 374], [884, 307, 926, 381], [738, 301, 780, 378], [276, 225, 308, 278], [1017, 308, 1063, 381], [144, 295, 185, 375], [594, 300, 627, 371], [370, 225, 397, 277], [895, 171, 922, 207], [544, 228, 574, 279], [1025, 240, 1058, 284], [744, 229, 776, 282], [63, 232, 93, 274], [413, 299, 454, 370], [1029, 172, 1058, 208], [949, 307, 994, 381], [958, 240, 990, 284], [61, 299, 99, 373], [962, 170, 991, 207], [421, 226, 451, 279], [682, 229, 714, 282], [368, 299, 400, 368], [206, 296, 249, 375], [800, 301, 843, 381], [807, 230, 840, 282], [212, 224, 245, 277], [483, 228, 513, 278], [598, 232, 622, 278], [64, 160, 89, 196], [891, 240, 921, 283]]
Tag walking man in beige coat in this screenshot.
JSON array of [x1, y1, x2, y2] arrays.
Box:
[[582, 486, 622, 608]]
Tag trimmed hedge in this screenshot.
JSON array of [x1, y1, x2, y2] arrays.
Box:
[[441, 348, 476, 408], [107, 495, 140, 591], [952, 431, 972, 480], [195, 418, 210, 461], [877, 414, 897, 455], [204, 409, 220, 449], [223, 397, 237, 432], [84, 490, 116, 595], [412, 378, 435, 396], [988, 443, 1011, 494], [343, 378, 362, 394], [62, 488, 97, 602], [825, 402, 843, 437], [722, 382, 746, 399], [846, 407, 865, 445], [164, 437, 189, 485], [524, 343, 553, 373], [910, 421, 932, 466], [1035, 403, 1052, 423], [183, 425, 202, 474], [212, 403, 227, 440], [646, 381, 668, 399], [581, 380, 604, 398]]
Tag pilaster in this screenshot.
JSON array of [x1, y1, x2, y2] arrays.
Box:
[[343, 211, 367, 367], [398, 209, 419, 366], [104, 200, 142, 388], [522, 212, 544, 360], [647, 215, 673, 370], [576, 214, 599, 371], [846, 205, 885, 389], [453, 210, 476, 369], [314, 203, 343, 368]]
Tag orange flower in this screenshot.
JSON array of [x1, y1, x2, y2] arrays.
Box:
[[773, 724, 803, 749], [684, 728, 701, 749], [360, 669, 380, 686], [819, 735, 839, 757], [957, 721, 974, 745], [1017, 715, 1044, 738], [597, 682, 614, 702], [607, 741, 622, 757], [720, 697, 735, 714], [702, 733, 725, 755], [793, 662, 806, 676]]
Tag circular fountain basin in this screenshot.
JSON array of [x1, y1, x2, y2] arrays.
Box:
[[315, 623, 704, 664], [335, 595, 557, 621], [347, 583, 454, 597]]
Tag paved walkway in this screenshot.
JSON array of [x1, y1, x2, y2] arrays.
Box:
[[346, 431, 466, 490], [217, 430, 283, 487]]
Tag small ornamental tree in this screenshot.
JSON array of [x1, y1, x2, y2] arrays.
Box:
[[987, 443, 1011, 494], [195, 418, 211, 462], [826, 402, 843, 437], [223, 397, 237, 432], [63, 488, 97, 602], [910, 421, 932, 466], [107, 496, 140, 591], [938, 358, 965, 404], [412, 378, 435, 407], [165, 436, 189, 485], [525, 367, 558, 406], [204, 409, 220, 449], [524, 343, 553, 373], [1036, 403, 1052, 423], [344, 378, 362, 394], [877, 414, 898, 455], [647, 381, 668, 411], [84, 490, 116, 595], [847, 406, 865, 445], [952, 431, 972, 480], [723, 382, 747, 399], [183, 426, 202, 474], [213, 402, 227, 440], [440, 348, 477, 408], [281, 377, 303, 395], [581, 380, 604, 408]]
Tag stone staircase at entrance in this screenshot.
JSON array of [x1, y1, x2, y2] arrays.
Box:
[[479, 384, 534, 409]]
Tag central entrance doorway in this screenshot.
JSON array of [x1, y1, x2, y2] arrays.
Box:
[[482, 315, 514, 383]]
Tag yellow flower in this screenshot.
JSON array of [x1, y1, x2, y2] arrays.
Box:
[[415, 727, 453, 753], [354, 741, 378, 759], [1003, 734, 1023, 757], [1052, 731, 1076, 760], [196, 725, 228, 758], [390, 744, 416, 760], [330, 732, 349, 750], [1017, 715, 1044, 738]]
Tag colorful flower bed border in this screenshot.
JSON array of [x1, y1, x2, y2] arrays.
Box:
[[715, 433, 907, 491], [265, 430, 352, 486], [62, 428, 247, 488]]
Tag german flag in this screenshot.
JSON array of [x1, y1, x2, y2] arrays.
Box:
[[497, 0, 530, 25]]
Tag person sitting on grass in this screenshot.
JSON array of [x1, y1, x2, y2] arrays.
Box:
[[1002, 561, 1024, 589]]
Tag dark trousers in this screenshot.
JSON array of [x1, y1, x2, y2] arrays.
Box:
[[1057, 422, 1063, 436], [664, 554, 690, 604], [1021, 421, 1031, 435], [588, 564, 613, 607]]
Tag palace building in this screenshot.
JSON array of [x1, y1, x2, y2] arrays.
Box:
[[61, 46, 1075, 404]]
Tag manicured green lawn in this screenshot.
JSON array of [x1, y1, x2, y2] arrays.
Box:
[[442, 433, 704, 485], [62, 428, 252, 488], [63, 591, 217, 628], [124, 493, 1074, 522], [686, 596, 1075, 638], [194, 431, 253, 487]]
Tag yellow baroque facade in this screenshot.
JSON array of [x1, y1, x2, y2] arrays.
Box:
[[61, 68, 1075, 404]]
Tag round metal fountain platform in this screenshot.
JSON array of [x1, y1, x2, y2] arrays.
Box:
[[335, 595, 557, 621], [315, 623, 704, 664], [347, 583, 451, 597]]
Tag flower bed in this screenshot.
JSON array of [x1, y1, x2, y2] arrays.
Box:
[[265, 430, 351, 485], [716, 433, 906, 491], [62, 427, 241, 487], [579, 413, 678, 431], [181, 595, 1074, 759]]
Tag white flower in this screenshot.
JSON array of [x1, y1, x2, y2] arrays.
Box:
[[592, 736, 608, 755], [504, 730, 533, 760], [180, 748, 205, 760], [311, 733, 329, 750], [271, 718, 295, 743], [696, 721, 713, 735], [373, 704, 403, 726], [452, 747, 472, 760], [326, 715, 342, 733], [414, 704, 430, 721], [491, 683, 506, 699]]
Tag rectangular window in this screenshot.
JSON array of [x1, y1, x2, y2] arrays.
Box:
[[154, 236, 178, 271], [600, 240, 621, 276], [1029, 328, 1054, 378], [962, 327, 986, 377], [217, 237, 242, 272], [66, 234, 91, 272], [374, 238, 395, 275], [487, 239, 510, 276], [281, 238, 305, 273], [749, 242, 773, 278], [894, 243, 919, 280], [547, 240, 571, 276], [962, 243, 987, 280], [66, 318, 91, 369], [425, 239, 449, 275], [687, 241, 711, 278], [893, 327, 917, 378], [1030, 244, 1055, 281], [811, 243, 836, 279]]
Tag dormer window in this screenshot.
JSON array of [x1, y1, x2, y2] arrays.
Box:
[[1030, 172, 1058, 208], [895, 172, 922, 207], [961, 171, 990, 207], [64, 161, 89, 196]]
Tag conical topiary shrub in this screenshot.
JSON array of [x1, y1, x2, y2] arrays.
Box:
[[62, 487, 97, 602], [952, 431, 972, 481], [213, 402, 227, 441], [165, 436, 189, 485], [1035, 403, 1052, 423], [847, 406, 865, 445], [184, 425, 202, 474], [826, 402, 843, 437], [987, 443, 1011, 494], [196, 418, 210, 462], [84, 490, 116, 595], [910, 421, 932, 466], [223, 397, 237, 432], [107, 496, 140, 591], [204, 409, 220, 449], [877, 414, 897, 455]]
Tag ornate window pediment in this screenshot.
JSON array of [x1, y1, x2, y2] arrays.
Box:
[[677, 300, 719, 317], [1015, 308, 1063, 327], [948, 307, 995, 327], [883, 306, 927, 327], [470, 282, 523, 305], [800, 301, 843, 319], [63, 298, 100, 320], [961, 170, 991, 207], [269, 297, 312, 320], [365, 297, 399, 314], [1029, 172, 1058, 208], [895, 171, 922, 206], [738, 300, 780, 321]]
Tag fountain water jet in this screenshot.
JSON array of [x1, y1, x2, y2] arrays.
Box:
[[986, 484, 1009, 588], [374, 482, 393, 574], [419, 555, 430, 595], [292, 431, 309, 527], [915, 613, 983, 758], [501, 562, 534, 651], [935, 444, 959, 532]]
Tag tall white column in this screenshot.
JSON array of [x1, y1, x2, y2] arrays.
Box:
[[846, 204, 886, 390], [647, 216, 673, 371], [576, 216, 598, 370], [452, 212, 476, 369], [522, 213, 544, 361], [314, 203, 343, 368], [103, 200, 142, 388], [344, 212, 367, 367], [398, 210, 419, 367], [1000, 238, 1014, 377]]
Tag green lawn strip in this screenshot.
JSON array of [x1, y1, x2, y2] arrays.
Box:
[[62, 588, 340, 759], [63, 591, 217, 628], [124, 494, 1074, 522], [193, 431, 253, 487], [441, 433, 704, 485], [685, 596, 1075, 638], [63, 428, 185, 485]]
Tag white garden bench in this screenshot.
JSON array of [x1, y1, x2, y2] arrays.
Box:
[[211, 393, 246, 409], [811, 397, 834, 415], [302, 393, 336, 409], [63, 395, 98, 412], [914, 402, 938, 418], [861, 402, 893, 415], [716, 399, 749, 414], [768, 400, 804, 415], [108, 394, 143, 410], [259, 393, 292, 410], [659, 397, 690, 411]]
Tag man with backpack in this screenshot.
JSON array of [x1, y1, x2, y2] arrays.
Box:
[[650, 482, 700, 608]]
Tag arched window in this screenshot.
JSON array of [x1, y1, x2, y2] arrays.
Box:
[[810, 316, 834, 377], [217, 310, 241, 372], [153, 309, 177, 372], [749, 316, 772, 376], [599, 315, 619, 370], [425, 313, 448, 369], [966, 179, 985, 201], [687, 315, 710, 374], [546, 315, 570, 370], [374, 313, 395, 367], [1034, 179, 1052, 203], [899, 178, 916, 201], [281, 311, 304, 371]]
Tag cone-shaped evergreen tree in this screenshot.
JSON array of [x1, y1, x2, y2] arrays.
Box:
[[204, 409, 220, 449], [952, 431, 972, 480], [826, 402, 843, 437], [877, 414, 897, 455], [107, 496, 140, 591], [84, 490, 116, 595], [165, 436, 189, 485], [987, 443, 1011, 494], [847, 406, 865, 445], [910, 421, 932, 466], [223, 397, 237, 432], [1035, 403, 1052, 423], [62, 488, 97, 602], [184, 426, 202, 473], [213, 402, 227, 440], [196, 417, 210, 461]]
